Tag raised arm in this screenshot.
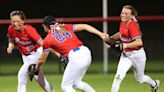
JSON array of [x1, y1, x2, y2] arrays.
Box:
[[110, 32, 121, 40], [74, 24, 109, 41]]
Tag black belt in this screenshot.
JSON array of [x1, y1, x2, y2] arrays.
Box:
[[23, 50, 37, 56]]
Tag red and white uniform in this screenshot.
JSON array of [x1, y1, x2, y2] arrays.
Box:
[[112, 20, 156, 92], [7, 24, 42, 55], [43, 24, 83, 57], [119, 20, 142, 51], [43, 24, 95, 92], [7, 24, 53, 92]]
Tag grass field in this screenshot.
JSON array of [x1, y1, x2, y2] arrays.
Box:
[[0, 73, 164, 92], [1, 58, 164, 74], [0, 58, 164, 92]]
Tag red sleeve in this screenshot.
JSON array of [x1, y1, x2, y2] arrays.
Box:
[[7, 25, 15, 41], [43, 36, 51, 51], [128, 22, 142, 40], [64, 24, 75, 32], [25, 25, 42, 43]]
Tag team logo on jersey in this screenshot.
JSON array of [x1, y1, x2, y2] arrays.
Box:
[[15, 37, 20, 43]]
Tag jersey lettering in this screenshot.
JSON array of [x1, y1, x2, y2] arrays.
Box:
[[52, 31, 72, 43]]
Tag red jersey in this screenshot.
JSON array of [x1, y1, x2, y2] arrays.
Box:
[[119, 20, 142, 51], [7, 24, 42, 54], [43, 24, 83, 57]]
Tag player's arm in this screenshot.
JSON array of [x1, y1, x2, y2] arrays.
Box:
[[36, 51, 49, 71], [110, 32, 121, 40], [50, 48, 60, 57], [36, 37, 53, 70], [104, 32, 121, 49], [7, 39, 15, 54], [50, 48, 68, 69], [74, 24, 109, 41], [123, 38, 143, 49], [38, 41, 43, 46]]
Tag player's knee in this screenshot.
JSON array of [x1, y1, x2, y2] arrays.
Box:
[[61, 82, 71, 91], [18, 78, 27, 86], [114, 74, 125, 80], [73, 81, 84, 89], [61, 85, 75, 92], [74, 81, 96, 92], [136, 77, 144, 83], [137, 79, 144, 84], [18, 72, 27, 85], [135, 74, 145, 83]]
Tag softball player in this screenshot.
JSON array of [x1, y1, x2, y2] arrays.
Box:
[[7, 10, 54, 92], [109, 5, 160, 92], [36, 15, 109, 92]]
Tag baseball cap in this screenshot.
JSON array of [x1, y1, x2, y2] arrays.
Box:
[[43, 15, 56, 26]]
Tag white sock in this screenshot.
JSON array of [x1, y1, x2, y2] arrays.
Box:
[[111, 78, 122, 92], [17, 83, 26, 92], [34, 75, 54, 92], [141, 75, 156, 87], [44, 79, 54, 92]]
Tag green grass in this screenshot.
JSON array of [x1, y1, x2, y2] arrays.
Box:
[[0, 58, 164, 92], [0, 73, 164, 92], [1, 59, 164, 75]]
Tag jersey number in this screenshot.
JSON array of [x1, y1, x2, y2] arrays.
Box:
[[52, 32, 72, 43]]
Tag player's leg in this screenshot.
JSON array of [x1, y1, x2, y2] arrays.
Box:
[[32, 47, 54, 92], [61, 62, 77, 92], [73, 46, 95, 92], [17, 54, 35, 92], [61, 46, 95, 92], [111, 53, 133, 92], [132, 48, 159, 91], [17, 63, 29, 92], [34, 71, 54, 92]]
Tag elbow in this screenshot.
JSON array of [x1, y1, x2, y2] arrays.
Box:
[[138, 40, 143, 47], [135, 38, 143, 47], [80, 24, 90, 31], [140, 43, 143, 47], [38, 41, 43, 46]]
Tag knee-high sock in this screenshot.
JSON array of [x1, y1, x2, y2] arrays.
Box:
[[138, 75, 156, 87], [111, 78, 122, 92], [34, 75, 54, 92], [17, 82, 26, 92]]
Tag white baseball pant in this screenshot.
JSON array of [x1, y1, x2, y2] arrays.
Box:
[[111, 48, 156, 92], [17, 47, 54, 92], [61, 45, 96, 92]]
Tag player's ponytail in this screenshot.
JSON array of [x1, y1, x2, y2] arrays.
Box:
[[132, 16, 138, 23]]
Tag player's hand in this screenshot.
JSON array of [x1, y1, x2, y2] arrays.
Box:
[[7, 47, 13, 54], [28, 64, 39, 81], [101, 33, 109, 41], [105, 38, 123, 55], [104, 43, 111, 49], [59, 55, 69, 69]]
